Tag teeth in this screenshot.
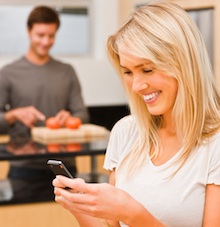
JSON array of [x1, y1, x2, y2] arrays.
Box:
[[143, 91, 160, 101]]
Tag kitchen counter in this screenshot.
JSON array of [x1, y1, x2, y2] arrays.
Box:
[[0, 129, 110, 206]]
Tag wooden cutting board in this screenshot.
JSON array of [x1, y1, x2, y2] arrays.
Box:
[[0, 134, 10, 144], [31, 124, 110, 144]]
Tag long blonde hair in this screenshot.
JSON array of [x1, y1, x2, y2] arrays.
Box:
[[107, 1, 220, 175]]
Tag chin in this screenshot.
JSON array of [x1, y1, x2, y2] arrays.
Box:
[[147, 109, 164, 116], [38, 53, 49, 58]]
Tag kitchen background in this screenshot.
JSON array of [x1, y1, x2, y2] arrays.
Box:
[[0, 0, 219, 226], [0, 0, 218, 112]]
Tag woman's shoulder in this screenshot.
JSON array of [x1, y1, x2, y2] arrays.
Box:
[[206, 130, 220, 145], [111, 115, 137, 135], [113, 114, 135, 127], [106, 115, 137, 146], [104, 115, 138, 170], [199, 130, 220, 160]]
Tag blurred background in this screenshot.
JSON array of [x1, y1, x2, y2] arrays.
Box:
[[0, 0, 219, 226]]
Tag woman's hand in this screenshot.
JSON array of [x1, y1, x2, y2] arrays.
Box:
[[53, 176, 133, 222], [53, 176, 165, 226]]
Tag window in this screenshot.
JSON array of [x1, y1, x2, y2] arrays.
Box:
[[53, 7, 90, 55], [187, 8, 214, 67], [0, 5, 90, 56], [135, 4, 214, 67]]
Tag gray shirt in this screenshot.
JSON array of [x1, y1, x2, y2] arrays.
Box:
[[0, 56, 89, 137], [0, 56, 89, 169]]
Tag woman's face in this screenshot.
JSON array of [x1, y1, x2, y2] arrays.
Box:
[[119, 49, 178, 118]]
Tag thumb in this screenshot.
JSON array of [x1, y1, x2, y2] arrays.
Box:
[[57, 176, 86, 192]]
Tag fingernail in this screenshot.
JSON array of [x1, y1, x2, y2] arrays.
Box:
[[56, 175, 61, 180], [38, 115, 45, 121]]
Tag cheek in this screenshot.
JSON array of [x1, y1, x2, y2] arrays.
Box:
[[167, 80, 178, 104], [31, 35, 41, 44], [170, 79, 178, 97], [49, 38, 55, 45], [123, 77, 133, 89], [159, 75, 178, 92]]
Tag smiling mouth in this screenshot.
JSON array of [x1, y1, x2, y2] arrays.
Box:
[[143, 91, 161, 102]]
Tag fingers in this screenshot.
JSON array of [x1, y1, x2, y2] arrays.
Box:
[[33, 108, 46, 121], [11, 107, 72, 128], [54, 189, 88, 215], [53, 177, 120, 220], [14, 106, 45, 127], [53, 177, 88, 209], [53, 176, 67, 188], [53, 176, 86, 192], [24, 111, 40, 128], [53, 181, 94, 216], [55, 110, 71, 126]]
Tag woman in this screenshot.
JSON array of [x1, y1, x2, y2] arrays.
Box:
[[52, 1, 220, 226]]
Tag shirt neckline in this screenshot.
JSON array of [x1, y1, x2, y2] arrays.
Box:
[[147, 147, 183, 170], [23, 56, 53, 67]]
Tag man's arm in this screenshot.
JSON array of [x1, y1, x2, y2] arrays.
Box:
[[0, 70, 11, 132], [4, 106, 45, 128], [67, 66, 89, 123]]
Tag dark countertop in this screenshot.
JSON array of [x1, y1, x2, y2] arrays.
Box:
[[0, 135, 109, 206], [0, 136, 109, 161]]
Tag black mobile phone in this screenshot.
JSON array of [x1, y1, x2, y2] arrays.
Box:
[[47, 160, 74, 178]]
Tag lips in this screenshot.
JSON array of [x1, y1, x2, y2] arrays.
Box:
[[143, 91, 161, 102]]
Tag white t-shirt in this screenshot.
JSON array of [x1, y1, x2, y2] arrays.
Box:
[[104, 115, 220, 227]]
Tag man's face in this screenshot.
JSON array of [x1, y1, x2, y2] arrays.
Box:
[[27, 23, 58, 58]]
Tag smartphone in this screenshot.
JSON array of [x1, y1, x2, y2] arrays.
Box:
[[47, 160, 74, 178]]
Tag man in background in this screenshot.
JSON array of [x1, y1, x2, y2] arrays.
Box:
[[0, 6, 89, 179]]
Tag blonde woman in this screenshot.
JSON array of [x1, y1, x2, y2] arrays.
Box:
[[52, 1, 220, 226]]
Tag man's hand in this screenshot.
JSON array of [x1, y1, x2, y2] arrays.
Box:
[[55, 110, 71, 127], [5, 106, 45, 128]]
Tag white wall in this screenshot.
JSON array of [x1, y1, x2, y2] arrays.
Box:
[[58, 57, 127, 106], [0, 0, 128, 106]]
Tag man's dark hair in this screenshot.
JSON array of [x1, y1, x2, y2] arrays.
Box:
[[27, 6, 60, 30]]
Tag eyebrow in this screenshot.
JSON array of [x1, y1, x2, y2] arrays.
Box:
[[120, 63, 151, 69]]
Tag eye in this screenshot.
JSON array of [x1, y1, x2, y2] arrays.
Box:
[[124, 71, 132, 75], [121, 69, 132, 76], [143, 69, 153, 74]]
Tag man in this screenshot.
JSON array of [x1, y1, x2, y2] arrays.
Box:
[[0, 6, 89, 178]]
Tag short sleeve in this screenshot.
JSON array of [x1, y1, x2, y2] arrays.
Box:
[[207, 133, 220, 185], [103, 115, 138, 171], [0, 68, 10, 131]]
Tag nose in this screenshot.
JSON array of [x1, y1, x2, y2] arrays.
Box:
[[42, 36, 53, 46], [131, 74, 148, 93]]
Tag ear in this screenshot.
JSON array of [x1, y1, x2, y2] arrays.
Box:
[[26, 27, 31, 36]]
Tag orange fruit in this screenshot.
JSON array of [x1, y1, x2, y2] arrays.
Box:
[[65, 117, 81, 129], [46, 117, 61, 129]]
